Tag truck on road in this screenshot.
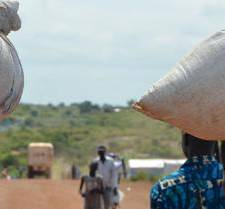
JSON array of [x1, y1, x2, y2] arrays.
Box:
[[28, 143, 54, 178]]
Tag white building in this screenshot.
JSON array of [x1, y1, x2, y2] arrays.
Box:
[[128, 159, 164, 177], [128, 159, 186, 178]]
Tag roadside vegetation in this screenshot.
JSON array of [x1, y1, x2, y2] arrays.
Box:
[[0, 101, 183, 177]]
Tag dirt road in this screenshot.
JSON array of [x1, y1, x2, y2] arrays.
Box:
[[0, 180, 151, 209]]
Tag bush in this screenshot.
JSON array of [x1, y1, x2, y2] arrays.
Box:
[[2, 154, 19, 167], [130, 172, 149, 181], [130, 172, 162, 182], [149, 175, 161, 183], [79, 101, 100, 113], [102, 104, 114, 113], [30, 110, 38, 117]]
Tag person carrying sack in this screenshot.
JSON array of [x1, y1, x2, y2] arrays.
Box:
[[107, 153, 126, 208], [151, 133, 225, 209]]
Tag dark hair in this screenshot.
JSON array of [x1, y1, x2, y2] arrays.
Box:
[[89, 162, 98, 172], [182, 133, 216, 158], [97, 145, 107, 152]]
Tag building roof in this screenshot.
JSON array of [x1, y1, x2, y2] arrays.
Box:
[[128, 159, 186, 168], [28, 143, 53, 148], [164, 159, 186, 164]]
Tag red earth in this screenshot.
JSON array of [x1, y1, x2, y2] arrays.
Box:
[[0, 180, 151, 209]]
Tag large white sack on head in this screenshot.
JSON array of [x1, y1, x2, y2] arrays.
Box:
[[0, 1, 23, 121], [134, 29, 225, 140], [0, 0, 21, 35], [0, 32, 24, 120]]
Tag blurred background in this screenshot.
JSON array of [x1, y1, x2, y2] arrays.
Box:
[[1, 0, 225, 179]]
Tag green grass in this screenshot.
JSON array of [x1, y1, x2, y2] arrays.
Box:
[[0, 103, 183, 178]]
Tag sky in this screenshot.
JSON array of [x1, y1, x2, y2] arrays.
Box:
[[8, 0, 225, 105]]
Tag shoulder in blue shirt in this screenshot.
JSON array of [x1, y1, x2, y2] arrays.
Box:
[[151, 156, 225, 209]]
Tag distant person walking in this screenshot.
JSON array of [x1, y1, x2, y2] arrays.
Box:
[[107, 153, 127, 184], [72, 163, 80, 179], [1, 167, 11, 180], [79, 162, 104, 209], [94, 146, 118, 209], [107, 153, 126, 208], [151, 133, 225, 209]]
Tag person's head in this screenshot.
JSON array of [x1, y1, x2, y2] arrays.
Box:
[[182, 132, 216, 158], [89, 162, 98, 177], [97, 145, 107, 158]]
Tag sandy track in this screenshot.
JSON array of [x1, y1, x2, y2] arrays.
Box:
[[0, 180, 151, 209]]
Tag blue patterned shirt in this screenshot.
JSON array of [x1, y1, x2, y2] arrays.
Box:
[[151, 156, 225, 209]]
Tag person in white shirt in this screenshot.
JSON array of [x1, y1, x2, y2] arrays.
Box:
[[107, 153, 126, 208], [107, 153, 127, 184], [94, 146, 118, 209]]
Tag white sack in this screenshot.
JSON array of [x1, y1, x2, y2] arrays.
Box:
[[0, 0, 21, 35], [0, 0, 23, 120], [111, 190, 124, 205], [134, 29, 225, 140]]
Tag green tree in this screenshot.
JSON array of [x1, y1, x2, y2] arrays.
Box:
[[79, 101, 100, 113], [102, 104, 114, 113], [127, 99, 135, 107]]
